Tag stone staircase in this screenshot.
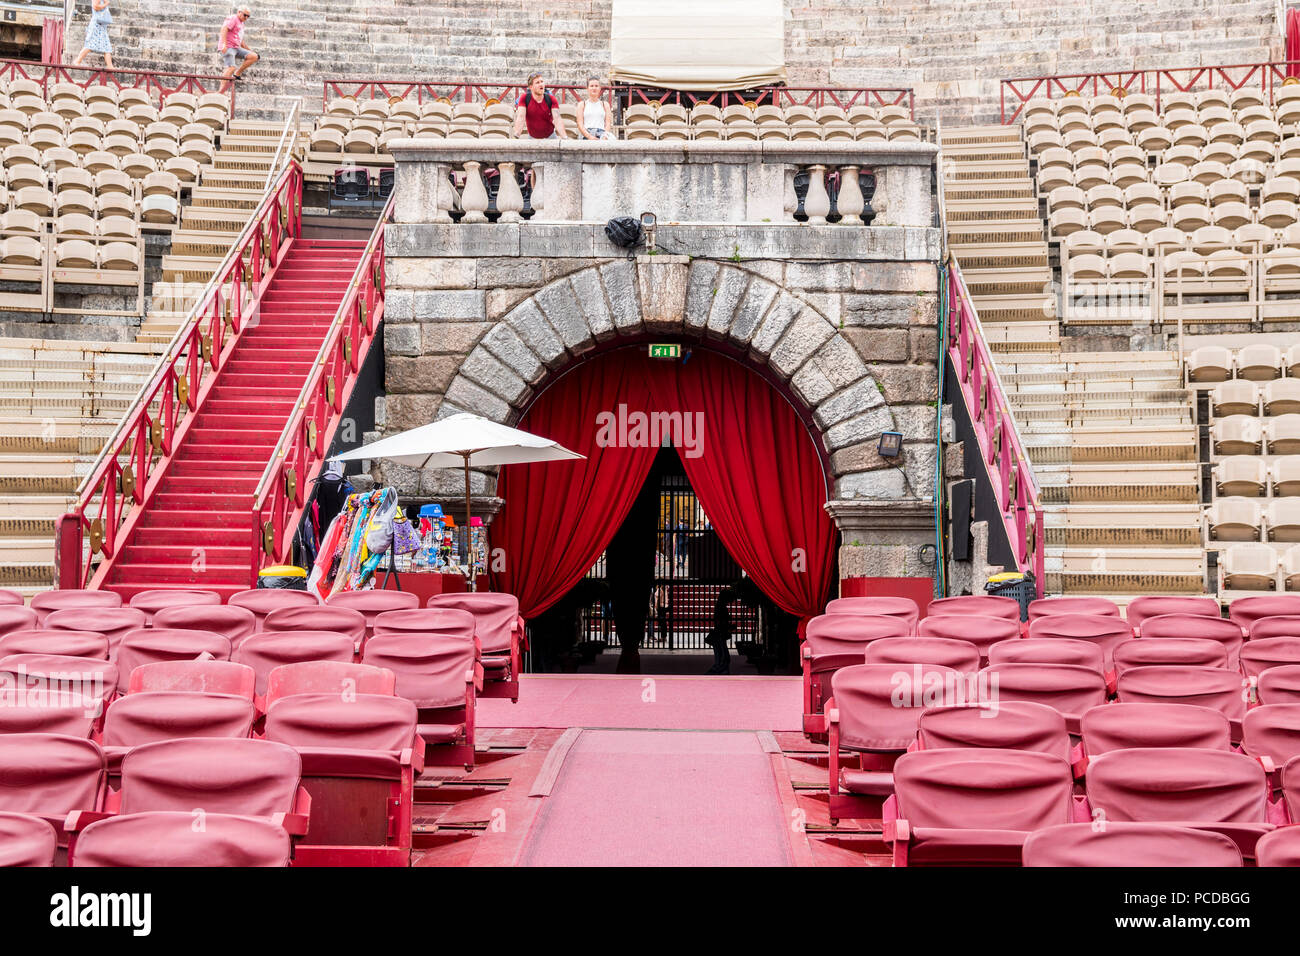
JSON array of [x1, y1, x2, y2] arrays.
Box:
[[941, 123, 1205, 601]]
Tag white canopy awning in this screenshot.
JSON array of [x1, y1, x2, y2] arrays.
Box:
[[609, 0, 787, 92]]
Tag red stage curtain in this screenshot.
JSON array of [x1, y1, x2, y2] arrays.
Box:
[[1290, 10, 1300, 78], [493, 349, 835, 622]]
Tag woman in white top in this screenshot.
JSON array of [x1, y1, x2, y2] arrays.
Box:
[[578, 77, 615, 140]]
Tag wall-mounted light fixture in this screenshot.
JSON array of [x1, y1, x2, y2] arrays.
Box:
[[878, 430, 903, 458], [640, 211, 657, 252]]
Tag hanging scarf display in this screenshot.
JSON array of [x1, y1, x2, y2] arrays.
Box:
[[307, 487, 400, 598]]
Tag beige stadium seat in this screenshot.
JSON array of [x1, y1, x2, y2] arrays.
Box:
[[1110, 160, 1148, 189], [1172, 203, 1211, 232], [1216, 456, 1267, 497], [99, 241, 140, 271], [1206, 497, 1263, 542], [878, 105, 910, 125], [1233, 223, 1273, 250], [67, 131, 103, 155], [122, 152, 156, 179], [85, 99, 118, 122], [70, 115, 106, 137], [55, 238, 98, 269], [54, 165, 94, 193], [1173, 124, 1208, 149], [1164, 106, 1197, 130], [1264, 380, 1300, 417], [1067, 253, 1107, 281], [98, 215, 138, 239], [1108, 251, 1150, 278], [1049, 207, 1087, 236], [1169, 180, 1208, 207], [1231, 88, 1266, 111], [854, 122, 888, 142], [310, 127, 344, 152], [97, 192, 135, 219], [1153, 162, 1188, 187], [117, 88, 152, 111], [1212, 380, 1260, 417], [1105, 229, 1145, 255], [357, 98, 390, 119], [1096, 127, 1128, 150], [27, 128, 64, 152], [755, 124, 787, 142], [1038, 146, 1073, 171], [1139, 126, 1173, 152], [623, 103, 656, 126], [1086, 206, 1126, 235], [1211, 415, 1263, 455], [1221, 543, 1278, 590], [82, 148, 119, 174], [316, 113, 348, 133], [846, 104, 878, 125], [343, 128, 378, 153], [30, 110, 65, 135], [1199, 104, 1232, 127], [325, 97, 359, 116], [180, 139, 214, 165], [1237, 344, 1283, 381], [1124, 92, 1157, 114], [420, 100, 453, 122], [82, 83, 116, 105], [1263, 177, 1300, 205], [1266, 499, 1300, 542], [141, 193, 179, 225], [1061, 127, 1095, 151], [389, 99, 420, 122], [1127, 203, 1165, 234], [164, 156, 199, 185], [14, 183, 52, 215], [1064, 229, 1105, 256], [143, 136, 179, 162], [1, 234, 42, 266], [1074, 163, 1110, 191], [726, 123, 759, 142], [1260, 200, 1299, 229], [55, 188, 95, 217], [1265, 247, 1300, 281], [1125, 109, 1158, 133], [1085, 183, 1123, 208], [0, 209, 41, 235], [141, 170, 179, 199], [1282, 547, 1300, 591], [159, 103, 193, 127], [1286, 344, 1300, 379], [2, 142, 39, 168], [0, 126, 23, 150], [1269, 415, 1300, 455], [1201, 139, 1239, 165], [11, 93, 46, 116], [1275, 457, 1300, 496], [55, 211, 96, 238], [451, 102, 483, 121]]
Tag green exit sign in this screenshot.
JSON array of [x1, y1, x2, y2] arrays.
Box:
[[649, 344, 681, 359]]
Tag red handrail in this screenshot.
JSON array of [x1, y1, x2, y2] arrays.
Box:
[[0, 58, 237, 113], [1000, 58, 1300, 123], [947, 258, 1045, 596], [57, 162, 303, 590], [248, 194, 393, 586]]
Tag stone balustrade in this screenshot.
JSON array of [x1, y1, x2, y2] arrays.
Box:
[[388, 139, 936, 229]]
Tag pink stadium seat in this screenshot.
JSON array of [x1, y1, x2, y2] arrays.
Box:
[[1228, 594, 1300, 632], [1027, 596, 1121, 621], [1083, 748, 1274, 859], [1256, 825, 1300, 866], [0, 699, 96, 737], [428, 592, 525, 701], [1117, 665, 1247, 742], [127, 660, 257, 699], [44, 607, 146, 657], [1078, 703, 1231, 775], [0, 811, 58, 867], [152, 604, 258, 650], [1140, 613, 1247, 669], [918, 613, 1020, 660], [1023, 822, 1242, 867], [263, 692, 422, 866], [0, 653, 117, 716], [127, 588, 222, 623], [101, 692, 256, 773], [326, 589, 419, 643], [987, 637, 1106, 674], [1112, 637, 1229, 678], [0, 589, 24, 606], [979, 662, 1108, 733], [70, 811, 290, 867], [361, 632, 478, 770], [1027, 612, 1132, 669], [924, 594, 1021, 621], [1259, 664, 1300, 704], [0, 734, 105, 850], [1241, 637, 1300, 680], [264, 660, 396, 710], [30, 589, 121, 625], [863, 636, 980, 672], [1241, 704, 1300, 779], [264, 605, 368, 656], [1248, 615, 1300, 640], [1284, 756, 1300, 824], [1125, 595, 1222, 633], [227, 588, 320, 627], [0, 605, 38, 636], [915, 701, 1071, 763], [825, 596, 919, 632], [233, 631, 356, 702], [801, 613, 911, 736], [883, 748, 1075, 866], [0, 628, 108, 660], [112, 628, 232, 694], [825, 662, 961, 823]]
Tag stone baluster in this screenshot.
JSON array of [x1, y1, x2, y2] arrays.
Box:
[[836, 165, 865, 224], [783, 165, 798, 222], [530, 163, 544, 215], [460, 160, 489, 223], [432, 161, 453, 223], [496, 161, 524, 222], [803, 164, 830, 225]]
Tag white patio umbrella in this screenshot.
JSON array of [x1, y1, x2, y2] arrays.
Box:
[[330, 413, 584, 589]]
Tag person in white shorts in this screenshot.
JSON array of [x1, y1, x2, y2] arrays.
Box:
[[578, 76, 615, 140]]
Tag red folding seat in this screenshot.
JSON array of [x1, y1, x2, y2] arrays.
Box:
[[264, 660, 396, 710], [1124, 595, 1221, 633], [1140, 613, 1247, 669], [0, 699, 96, 737], [0, 811, 58, 867], [1112, 637, 1229, 679], [883, 748, 1076, 866], [863, 636, 979, 672], [70, 811, 290, 867], [101, 692, 256, 773], [825, 596, 919, 633], [153, 604, 258, 650], [0, 628, 108, 659], [1248, 615, 1300, 640], [824, 662, 961, 823], [127, 588, 222, 623], [1284, 755, 1300, 823], [1078, 702, 1231, 779], [264, 692, 422, 865], [30, 589, 121, 625], [227, 588, 319, 628], [0, 654, 117, 720], [1241, 704, 1300, 785], [1241, 636, 1300, 680], [1259, 664, 1300, 704], [1256, 825, 1300, 866], [1027, 612, 1132, 670], [264, 605, 367, 656], [113, 628, 232, 694], [233, 631, 356, 704], [127, 659, 257, 699], [979, 662, 1108, 733], [0, 605, 38, 637], [1117, 665, 1247, 742], [0, 734, 105, 852], [987, 637, 1105, 673], [1023, 822, 1242, 867], [326, 589, 419, 644], [924, 594, 1021, 621], [802, 613, 911, 736], [361, 632, 478, 770], [1028, 596, 1120, 621], [44, 607, 146, 657], [918, 613, 1020, 661], [1228, 594, 1300, 632], [428, 592, 525, 701], [915, 701, 1071, 763], [0, 589, 23, 606], [1083, 748, 1274, 859]]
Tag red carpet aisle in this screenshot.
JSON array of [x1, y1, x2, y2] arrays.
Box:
[[519, 730, 794, 866], [476, 675, 801, 731]]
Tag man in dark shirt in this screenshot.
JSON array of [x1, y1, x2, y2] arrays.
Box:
[[514, 72, 569, 139]]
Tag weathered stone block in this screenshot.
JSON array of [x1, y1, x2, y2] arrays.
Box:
[[386, 355, 461, 394], [384, 322, 420, 357], [569, 265, 616, 341], [727, 278, 779, 348], [841, 327, 910, 363], [869, 363, 938, 404], [600, 260, 642, 333], [413, 289, 486, 322], [769, 310, 835, 378], [704, 266, 750, 338], [637, 256, 689, 332], [534, 278, 594, 353], [505, 298, 566, 368], [684, 260, 721, 333], [461, 347, 529, 404], [444, 375, 510, 422], [420, 322, 488, 356], [476, 257, 544, 288], [749, 290, 802, 357], [480, 322, 545, 386], [487, 287, 533, 320], [835, 466, 909, 500], [384, 393, 440, 431], [843, 292, 925, 327], [815, 377, 887, 430], [851, 261, 938, 294], [823, 403, 896, 450], [389, 257, 478, 290]]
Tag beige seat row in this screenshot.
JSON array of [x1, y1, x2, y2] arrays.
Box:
[[1188, 344, 1300, 381], [1220, 541, 1300, 590], [1215, 455, 1300, 496], [1211, 415, 1300, 455]]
